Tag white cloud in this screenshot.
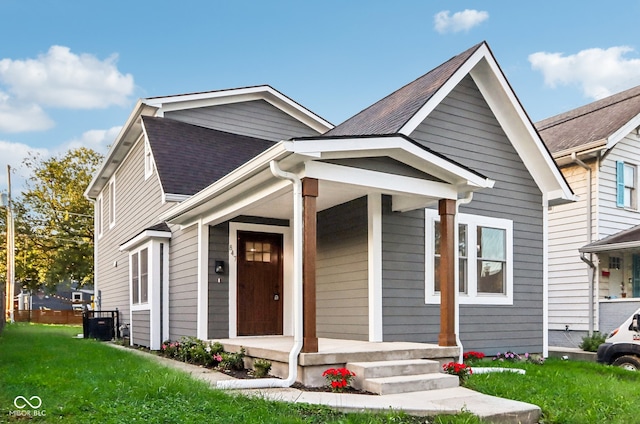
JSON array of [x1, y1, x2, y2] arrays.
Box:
[[0, 91, 54, 133], [529, 46, 640, 99], [0, 45, 134, 109], [61, 126, 121, 153], [0, 140, 49, 195], [434, 9, 489, 34]]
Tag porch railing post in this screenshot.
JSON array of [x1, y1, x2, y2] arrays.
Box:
[[438, 198, 457, 346], [302, 178, 318, 353]]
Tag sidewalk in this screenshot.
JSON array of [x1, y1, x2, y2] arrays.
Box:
[[112, 345, 541, 424]]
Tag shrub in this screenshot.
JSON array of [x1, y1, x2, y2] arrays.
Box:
[[493, 351, 522, 362], [322, 368, 356, 392], [160, 340, 180, 358], [442, 362, 472, 384], [463, 351, 485, 364], [580, 332, 607, 352], [252, 358, 272, 378], [219, 347, 245, 371]]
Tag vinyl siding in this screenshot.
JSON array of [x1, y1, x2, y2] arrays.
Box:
[[598, 135, 640, 236], [208, 223, 229, 339], [317, 197, 369, 340], [382, 75, 545, 354], [165, 100, 321, 142], [168, 224, 198, 339], [547, 163, 594, 331], [95, 136, 174, 325], [131, 310, 150, 347]]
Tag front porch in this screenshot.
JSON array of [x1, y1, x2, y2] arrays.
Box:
[[213, 336, 459, 387]]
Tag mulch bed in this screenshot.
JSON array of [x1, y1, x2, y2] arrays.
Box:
[[118, 342, 376, 394]]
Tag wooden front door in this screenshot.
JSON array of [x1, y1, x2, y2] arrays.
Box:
[[237, 231, 283, 336]]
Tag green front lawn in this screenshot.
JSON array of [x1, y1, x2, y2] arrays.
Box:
[[0, 324, 467, 423], [3, 324, 639, 423]]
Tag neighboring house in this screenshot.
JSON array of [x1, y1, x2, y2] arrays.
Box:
[[537, 85, 640, 347], [86, 41, 573, 357]]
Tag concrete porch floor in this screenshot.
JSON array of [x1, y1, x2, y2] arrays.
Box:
[[212, 336, 460, 387]]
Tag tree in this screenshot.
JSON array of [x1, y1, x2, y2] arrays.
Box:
[[13, 148, 103, 291]]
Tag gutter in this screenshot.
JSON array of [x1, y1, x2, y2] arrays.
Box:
[[572, 152, 594, 336], [217, 160, 303, 389]]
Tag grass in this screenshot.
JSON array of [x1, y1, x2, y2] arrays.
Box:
[[7, 324, 639, 424], [466, 358, 640, 424], [0, 324, 476, 423]]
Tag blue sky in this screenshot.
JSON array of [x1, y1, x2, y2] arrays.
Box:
[[2, 1, 640, 192]]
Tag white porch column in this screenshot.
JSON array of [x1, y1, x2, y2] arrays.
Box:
[[197, 219, 209, 340], [368, 194, 383, 342]]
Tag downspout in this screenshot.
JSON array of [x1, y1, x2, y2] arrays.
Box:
[[572, 152, 594, 336], [217, 160, 303, 389], [455, 192, 473, 363]]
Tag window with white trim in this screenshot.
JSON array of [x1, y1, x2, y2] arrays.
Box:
[[108, 178, 116, 228], [426, 210, 513, 305], [617, 161, 637, 209], [144, 141, 154, 179], [131, 247, 149, 305]]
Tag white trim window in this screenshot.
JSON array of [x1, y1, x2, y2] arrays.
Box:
[[108, 177, 116, 228], [426, 210, 513, 305], [144, 140, 154, 180], [131, 247, 149, 305], [616, 161, 637, 209]]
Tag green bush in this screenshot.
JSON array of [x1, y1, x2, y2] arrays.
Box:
[[219, 347, 246, 371], [579, 331, 607, 352], [253, 358, 272, 378]]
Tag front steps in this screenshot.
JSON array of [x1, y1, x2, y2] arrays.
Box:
[[348, 359, 459, 395]]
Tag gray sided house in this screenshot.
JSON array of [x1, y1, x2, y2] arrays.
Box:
[[86, 41, 573, 357], [537, 85, 640, 347]]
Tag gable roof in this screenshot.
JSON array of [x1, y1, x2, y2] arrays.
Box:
[[323, 41, 575, 206], [142, 116, 275, 196], [85, 85, 332, 200], [325, 43, 484, 137], [536, 85, 640, 157]]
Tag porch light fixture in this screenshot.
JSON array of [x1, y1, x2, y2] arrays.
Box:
[[215, 260, 225, 274]]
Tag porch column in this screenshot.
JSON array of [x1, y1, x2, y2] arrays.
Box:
[[438, 198, 457, 346], [302, 178, 319, 353]]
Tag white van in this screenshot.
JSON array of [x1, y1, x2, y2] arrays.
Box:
[[596, 308, 640, 370]]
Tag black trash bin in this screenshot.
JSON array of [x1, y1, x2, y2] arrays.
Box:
[[86, 316, 114, 341]]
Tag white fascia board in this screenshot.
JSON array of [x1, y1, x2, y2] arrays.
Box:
[[119, 230, 172, 252], [85, 101, 158, 199], [399, 46, 488, 135], [158, 142, 290, 223], [303, 161, 459, 199], [290, 136, 494, 189], [606, 112, 640, 150], [164, 194, 191, 203], [197, 179, 291, 227], [144, 86, 332, 134], [468, 55, 575, 205], [580, 241, 640, 253]]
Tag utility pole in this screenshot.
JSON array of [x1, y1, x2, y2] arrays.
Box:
[[4, 165, 14, 323]]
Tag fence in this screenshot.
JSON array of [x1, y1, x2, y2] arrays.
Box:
[[14, 309, 84, 325]]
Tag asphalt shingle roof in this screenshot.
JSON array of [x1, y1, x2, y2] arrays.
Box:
[[536, 85, 640, 155], [142, 116, 275, 196], [582, 223, 640, 251], [324, 42, 484, 137]]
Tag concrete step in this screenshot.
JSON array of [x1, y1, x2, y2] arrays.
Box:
[[363, 373, 460, 395], [347, 359, 441, 380]]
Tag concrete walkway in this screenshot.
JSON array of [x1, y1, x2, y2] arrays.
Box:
[[112, 344, 541, 424]]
